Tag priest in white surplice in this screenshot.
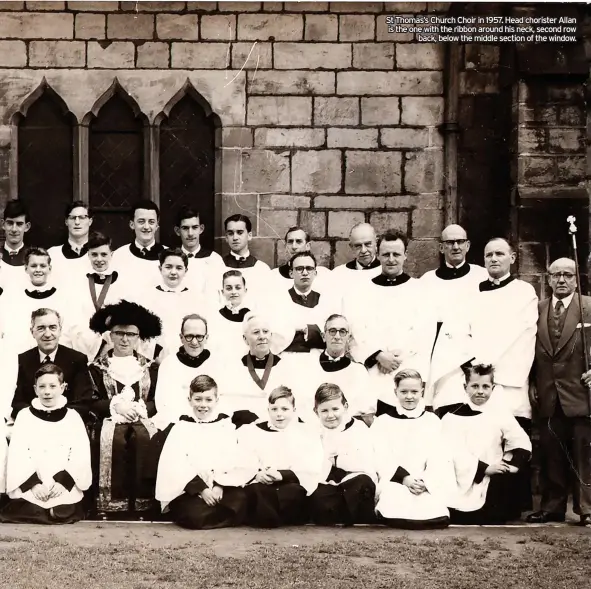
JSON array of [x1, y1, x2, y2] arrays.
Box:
[[421, 225, 487, 412], [344, 231, 437, 405]]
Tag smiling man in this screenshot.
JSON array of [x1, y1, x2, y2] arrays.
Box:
[[1, 200, 30, 288]]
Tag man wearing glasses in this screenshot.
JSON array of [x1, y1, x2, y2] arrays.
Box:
[[421, 224, 487, 412], [47, 201, 93, 283], [528, 258, 591, 526]]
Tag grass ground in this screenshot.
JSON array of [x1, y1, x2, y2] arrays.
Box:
[[0, 523, 588, 588]]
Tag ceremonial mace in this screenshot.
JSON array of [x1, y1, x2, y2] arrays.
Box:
[[567, 215, 590, 374]]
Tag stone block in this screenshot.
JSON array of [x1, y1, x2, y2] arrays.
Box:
[[305, 15, 338, 41], [186, 2, 218, 11], [353, 43, 394, 69], [465, 44, 499, 70], [121, 1, 185, 11], [548, 129, 584, 153], [329, 211, 365, 238], [556, 156, 585, 182], [0, 41, 26, 67], [517, 156, 556, 185], [519, 105, 557, 126], [222, 127, 253, 148], [384, 2, 427, 12], [218, 2, 262, 11], [232, 42, 272, 69], [75, 13, 105, 39], [137, 42, 170, 68], [309, 240, 331, 267], [369, 211, 408, 235], [29, 41, 85, 67], [518, 242, 546, 275], [314, 97, 358, 126], [292, 150, 342, 194], [0, 12, 73, 39], [258, 209, 299, 238], [315, 195, 390, 209], [259, 195, 311, 209], [274, 43, 351, 70], [400, 97, 444, 126], [405, 239, 439, 276], [339, 14, 374, 41], [238, 14, 303, 40], [248, 71, 335, 95], [327, 128, 378, 149], [338, 71, 443, 95], [87, 41, 135, 68], [241, 150, 290, 193], [263, 3, 283, 11], [284, 2, 328, 11], [249, 238, 275, 265], [558, 106, 585, 126], [300, 210, 327, 239], [334, 240, 353, 266], [0, 2, 25, 9], [171, 42, 229, 68], [411, 208, 443, 238], [519, 127, 547, 153], [361, 97, 400, 125], [427, 3, 451, 11], [107, 14, 154, 40], [460, 72, 499, 95], [330, 2, 383, 12], [26, 1, 65, 9], [376, 14, 414, 41], [247, 97, 312, 126], [396, 43, 444, 70], [68, 1, 117, 9], [201, 15, 236, 40], [219, 193, 259, 223], [220, 150, 243, 194], [404, 150, 444, 193], [254, 128, 325, 148], [381, 128, 429, 149], [345, 151, 402, 194], [156, 14, 199, 40]]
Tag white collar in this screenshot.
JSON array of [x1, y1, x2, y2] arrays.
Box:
[[293, 285, 313, 297], [356, 257, 376, 270], [38, 348, 58, 363], [68, 238, 87, 253], [159, 282, 186, 293], [135, 239, 155, 251], [325, 351, 345, 361], [489, 272, 511, 285], [31, 396, 67, 412], [182, 245, 201, 256], [397, 399, 426, 418], [225, 302, 245, 313], [553, 293, 574, 310], [446, 260, 465, 269], [27, 282, 52, 292], [230, 250, 250, 260], [5, 243, 24, 254]]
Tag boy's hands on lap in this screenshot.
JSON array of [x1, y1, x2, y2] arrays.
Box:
[[31, 483, 51, 502], [402, 476, 426, 495], [200, 488, 220, 507]]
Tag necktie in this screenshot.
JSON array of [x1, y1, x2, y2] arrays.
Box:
[[141, 248, 149, 256], [43, 355, 51, 364], [550, 300, 566, 349], [9, 251, 16, 258], [186, 253, 195, 258]]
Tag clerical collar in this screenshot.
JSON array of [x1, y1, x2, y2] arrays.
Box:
[[345, 257, 380, 270], [223, 253, 257, 268], [219, 306, 249, 322], [25, 286, 57, 299], [375, 399, 425, 419], [231, 250, 250, 262], [182, 245, 201, 257], [87, 271, 118, 285], [135, 239, 156, 251], [4, 243, 24, 255], [241, 353, 281, 369], [30, 396, 68, 422], [156, 284, 189, 294], [372, 272, 411, 287], [180, 412, 227, 424], [319, 351, 351, 372], [177, 347, 211, 368], [129, 241, 164, 261], [435, 261, 471, 280], [479, 274, 515, 292], [64, 240, 88, 258]]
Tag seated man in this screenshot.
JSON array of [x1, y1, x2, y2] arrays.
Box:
[[155, 375, 254, 529], [1, 199, 30, 289], [12, 308, 93, 421], [1, 363, 92, 525]]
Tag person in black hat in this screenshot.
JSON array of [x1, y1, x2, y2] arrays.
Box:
[[88, 300, 161, 517]]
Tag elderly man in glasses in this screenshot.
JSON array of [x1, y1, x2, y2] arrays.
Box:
[[421, 224, 488, 412], [527, 258, 591, 526]]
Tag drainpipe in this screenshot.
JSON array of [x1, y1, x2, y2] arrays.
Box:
[[441, 43, 461, 226]]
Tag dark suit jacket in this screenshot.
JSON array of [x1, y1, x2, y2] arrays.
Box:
[[534, 295, 591, 417], [12, 344, 94, 419]]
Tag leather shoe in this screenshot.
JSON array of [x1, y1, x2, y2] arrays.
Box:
[[580, 514, 591, 527], [526, 511, 565, 523]]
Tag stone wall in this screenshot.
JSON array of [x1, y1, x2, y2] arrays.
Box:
[[0, 0, 449, 274]]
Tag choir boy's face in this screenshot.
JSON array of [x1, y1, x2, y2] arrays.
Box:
[[66, 206, 92, 239], [285, 229, 309, 258], [323, 317, 350, 357], [350, 226, 377, 266], [395, 377, 423, 410], [131, 209, 159, 246], [222, 276, 246, 307], [31, 312, 62, 353], [26, 255, 51, 287], [189, 388, 218, 421], [379, 239, 406, 277], [465, 374, 494, 406], [34, 374, 65, 408], [268, 397, 295, 429], [88, 245, 112, 273], [290, 255, 317, 291], [225, 221, 251, 254], [315, 399, 347, 429], [175, 216, 204, 252], [181, 318, 207, 357], [111, 324, 140, 357], [484, 239, 515, 279], [244, 318, 271, 357], [3, 215, 30, 247], [160, 255, 187, 289]]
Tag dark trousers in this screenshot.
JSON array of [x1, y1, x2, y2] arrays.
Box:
[[514, 417, 533, 513], [539, 411, 591, 516], [245, 482, 308, 528]]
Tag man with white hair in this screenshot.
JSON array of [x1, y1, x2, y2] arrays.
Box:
[[332, 223, 381, 282]]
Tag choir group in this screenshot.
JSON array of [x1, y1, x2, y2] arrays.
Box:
[[0, 197, 587, 528]]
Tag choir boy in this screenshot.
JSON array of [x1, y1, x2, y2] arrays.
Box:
[[240, 386, 323, 527], [1, 363, 92, 524], [155, 375, 254, 529], [47, 201, 93, 282], [309, 384, 377, 525], [1, 199, 30, 287], [441, 364, 532, 524], [371, 370, 453, 529]]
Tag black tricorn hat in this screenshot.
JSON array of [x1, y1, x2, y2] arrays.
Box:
[[89, 300, 162, 341]]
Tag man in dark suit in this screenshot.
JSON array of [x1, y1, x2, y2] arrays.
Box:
[[527, 258, 591, 526], [12, 307, 93, 420]]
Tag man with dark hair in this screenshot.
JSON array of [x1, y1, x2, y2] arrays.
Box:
[[1, 200, 31, 287], [47, 201, 93, 282], [345, 230, 436, 405]]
